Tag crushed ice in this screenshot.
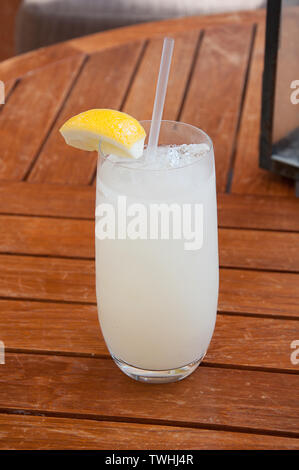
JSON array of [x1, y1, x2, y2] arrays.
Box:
[[150, 143, 210, 169], [106, 143, 210, 170]]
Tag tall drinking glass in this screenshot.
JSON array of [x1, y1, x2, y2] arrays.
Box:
[[95, 121, 219, 383]]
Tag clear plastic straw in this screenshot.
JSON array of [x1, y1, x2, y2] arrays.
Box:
[[146, 37, 174, 160]]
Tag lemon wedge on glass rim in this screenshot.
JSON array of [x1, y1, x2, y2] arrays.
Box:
[[59, 109, 146, 159]]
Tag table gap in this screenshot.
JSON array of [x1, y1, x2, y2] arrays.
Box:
[[176, 31, 204, 121], [2, 348, 298, 377], [225, 24, 257, 193], [23, 54, 89, 182], [0, 295, 96, 306], [0, 405, 298, 441], [0, 78, 19, 109], [1, 250, 298, 275], [0, 294, 297, 320], [2, 211, 299, 235], [89, 40, 149, 186]]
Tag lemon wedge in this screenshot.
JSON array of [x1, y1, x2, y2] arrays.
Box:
[[59, 109, 146, 159]]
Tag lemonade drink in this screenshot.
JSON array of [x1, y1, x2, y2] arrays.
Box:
[[95, 121, 219, 381]]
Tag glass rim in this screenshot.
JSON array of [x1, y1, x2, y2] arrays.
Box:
[[98, 120, 213, 172]]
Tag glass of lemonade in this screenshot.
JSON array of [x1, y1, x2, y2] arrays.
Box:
[[95, 120, 219, 383]]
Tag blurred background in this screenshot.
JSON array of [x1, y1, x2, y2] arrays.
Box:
[[1, 0, 268, 61], [2, 0, 299, 63]]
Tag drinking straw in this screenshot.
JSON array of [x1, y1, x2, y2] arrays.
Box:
[[146, 37, 174, 159]]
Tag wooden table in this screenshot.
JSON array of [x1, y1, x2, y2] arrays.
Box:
[[0, 9, 299, 450]]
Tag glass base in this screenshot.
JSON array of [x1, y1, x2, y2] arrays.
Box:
[[112, 354, 205, 383]]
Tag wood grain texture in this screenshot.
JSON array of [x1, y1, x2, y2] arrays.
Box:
[[0, 354, 298, 434], [0, 299, 105, 356], [219, 268, 299, 318], [0, 10, 265, 86], [0, 255, 298, 318], [0, 299, 298, 371], [1, 216, 298, 272], [231, 22, 295, 196], [67, 10, 265, 54], [0, 414, 298, 450], [123, 32, 199, 120], [1, 183, 299, 232], [0, 215, 94, 258], [0, 182, 95, 219], [0, 9, 265, 78], [217, 193, 299, 232], [206, 314, 299, 371], [28, 42, 144, 185], [180, 24, 253, 192], [0, 255, 95, 303], [0, 43, 82, 82], [0, 54, 86, 181], [219, 228, 299, 272]]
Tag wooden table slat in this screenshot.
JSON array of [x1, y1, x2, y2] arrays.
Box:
[[180, 23, 253, 193], [0, 255, 298, 319], [0, 44, 83, 83], [1, 413, 298, 450], [219, 268, 299, 318], [0, 182, 95, 219], [28, 42, 144, 185], [0, 354, 298, 435], [217, 193, 299, 232], [1, 182, 299, 232], [219, 228, 299, 272], [0, 54, 86, 181], [0, 299, 298, 371], [1, 215, 299, 272], [123, 31, 199, 121], [67, 10, 266, 54]]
